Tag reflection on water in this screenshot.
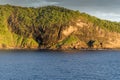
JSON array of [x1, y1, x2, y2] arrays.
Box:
[[0, 50, 119, 80]]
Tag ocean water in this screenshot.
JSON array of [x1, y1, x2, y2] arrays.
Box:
[[0, 50, 120, 80]]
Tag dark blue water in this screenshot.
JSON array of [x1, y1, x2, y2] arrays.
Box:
[[0, 50, 120, 80]]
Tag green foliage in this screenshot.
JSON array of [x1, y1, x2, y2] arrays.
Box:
[[6, 5, 80, 37], [79, 12, 120, 33], [0, 5, 80, 48], [63, 35, 80, 45], [57, 35, 80, 47], [0, 4, 120, 49], [13, 34, 39, 48]]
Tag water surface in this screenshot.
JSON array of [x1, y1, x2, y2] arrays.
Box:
[[0, 50, 120, 80]]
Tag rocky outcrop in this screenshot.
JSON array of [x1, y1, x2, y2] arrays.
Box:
[[0, 5, 120, 50], [55, 19, 120, 50]]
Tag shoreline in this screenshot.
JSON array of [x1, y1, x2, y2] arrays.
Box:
[[0, 47, 120, 51]]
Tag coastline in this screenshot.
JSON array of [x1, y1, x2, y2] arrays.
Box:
[[0, 47, 120, 51]]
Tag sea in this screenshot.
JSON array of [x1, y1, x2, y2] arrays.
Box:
[[0, 50, 120, 80]]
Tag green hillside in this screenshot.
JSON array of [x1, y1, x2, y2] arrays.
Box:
[[0, 5, 120, 49]]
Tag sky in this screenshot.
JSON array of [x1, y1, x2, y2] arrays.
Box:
[[0, 0, 120, 21]]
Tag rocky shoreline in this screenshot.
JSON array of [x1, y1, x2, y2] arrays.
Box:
[[0, 47, 119, 51]]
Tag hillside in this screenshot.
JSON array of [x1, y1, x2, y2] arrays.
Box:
[[0, 5, 120, 49]]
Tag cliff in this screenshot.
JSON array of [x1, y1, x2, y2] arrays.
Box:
[[0, 5, 120, 49]]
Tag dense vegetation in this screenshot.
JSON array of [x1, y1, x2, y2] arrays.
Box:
[[0, 4, 120, 49], [79, 13, 120, 33], [0, 5, 80, 48]]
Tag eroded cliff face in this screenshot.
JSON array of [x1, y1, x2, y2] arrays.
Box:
[[2, 14, 120, 50], [55, 19, 120, 50], [4, 18, 120, 50], [1, 5, 120, 50]]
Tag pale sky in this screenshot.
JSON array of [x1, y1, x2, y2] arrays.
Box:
[[0, 0, 120, 21]]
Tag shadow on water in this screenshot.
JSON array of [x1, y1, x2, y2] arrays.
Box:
[[0, 49, 120, 54]]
